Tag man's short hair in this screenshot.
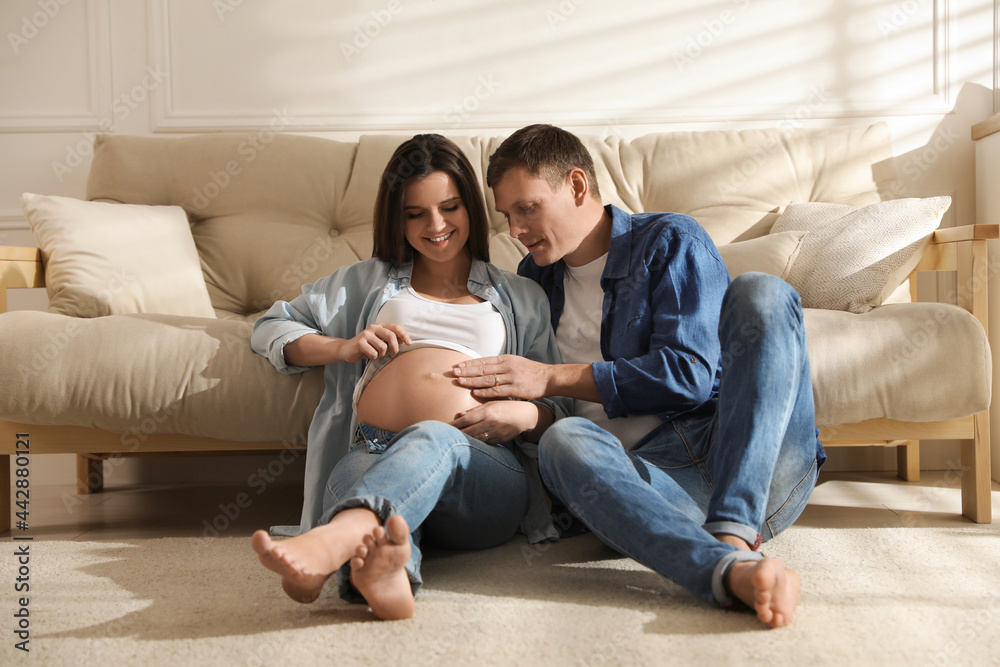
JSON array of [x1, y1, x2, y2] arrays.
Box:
[[487, 124, 601, 200]]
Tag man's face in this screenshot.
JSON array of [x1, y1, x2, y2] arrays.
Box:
[[492, 166, 589, 267]]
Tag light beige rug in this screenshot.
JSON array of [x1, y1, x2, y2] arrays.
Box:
[[3, 523, 999, 666]]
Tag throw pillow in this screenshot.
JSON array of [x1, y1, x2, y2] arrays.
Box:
[[716, 231, 807, 281], [21, 193, 216, 318], [770, 197, 950, 313]]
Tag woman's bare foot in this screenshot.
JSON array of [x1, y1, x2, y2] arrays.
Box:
[[349, 514, 415, 620], [726, 557, 801, 628], [250, 508, 380, 604]]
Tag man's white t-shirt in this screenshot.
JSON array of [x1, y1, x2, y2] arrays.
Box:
[[555, 253, 663, 449]]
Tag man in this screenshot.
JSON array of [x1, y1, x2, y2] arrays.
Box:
[[453, 124, 825, 628]]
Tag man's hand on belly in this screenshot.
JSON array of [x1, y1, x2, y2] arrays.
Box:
[[454, 355, 602, 404], [452, 355, 551, 400], [453, 354, 602, 403]]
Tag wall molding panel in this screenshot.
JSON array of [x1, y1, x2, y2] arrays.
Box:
[[0, 0, 112, 133], [0, 211, 28, 231], [147, 0, 956, 134], [994, 0, 999, 113]]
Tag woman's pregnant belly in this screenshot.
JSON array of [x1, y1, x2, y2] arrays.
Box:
[[355, 347, 486, 433]]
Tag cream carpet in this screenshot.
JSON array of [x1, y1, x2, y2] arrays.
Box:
[[3, 521, 1000, 666]]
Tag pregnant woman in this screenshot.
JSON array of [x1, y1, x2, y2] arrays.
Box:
[[250, 134, 566, 620]]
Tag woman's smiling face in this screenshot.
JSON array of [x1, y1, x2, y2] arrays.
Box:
[[403, 171, 471, 266]]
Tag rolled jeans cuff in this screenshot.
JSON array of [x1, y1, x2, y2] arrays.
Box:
[[711, 549, 765, 607], [320, 494, 423, 604], [703, 521, 761, 550]]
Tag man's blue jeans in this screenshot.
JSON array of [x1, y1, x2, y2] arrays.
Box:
[[319, 420, 530, 603], [539, 272, 826, 606]]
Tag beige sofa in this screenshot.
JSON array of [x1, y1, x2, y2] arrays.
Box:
[[0, 125, 993, 529]]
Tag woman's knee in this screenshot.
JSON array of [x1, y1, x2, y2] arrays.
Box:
[[398, 419, 459, 440], [392, 420, 467, 458]]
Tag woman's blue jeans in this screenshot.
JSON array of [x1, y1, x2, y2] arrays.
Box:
[[538, 273, 826, 606], [319, 420, 530, 603]]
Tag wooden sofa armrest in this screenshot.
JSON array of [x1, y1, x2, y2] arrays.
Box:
[[909, 223, 996, 335], [908, 222, 996, 523], [928, 224, 999, 244], [0, 246, 44, 314]]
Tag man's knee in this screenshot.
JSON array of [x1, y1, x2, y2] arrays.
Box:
[[721, 272, 802, 337], [726, 272, 799, 311], [539, 418, 620, 512], [539, 417, 617, 474]]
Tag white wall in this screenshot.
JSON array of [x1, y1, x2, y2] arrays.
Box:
[[0, 0, 996, 485]]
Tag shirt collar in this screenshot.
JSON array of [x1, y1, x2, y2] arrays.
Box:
[[387, 259, 414, 282], [468, 257, 492, 288], [603, 204, 633, 280]]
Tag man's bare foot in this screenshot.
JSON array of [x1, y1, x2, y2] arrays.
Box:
[[726, 557, 801, 628], [250, 508, 379, 604], [349, 514, 415, 620]]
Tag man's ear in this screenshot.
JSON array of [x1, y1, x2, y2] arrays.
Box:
[[567, 168, 590, 204]]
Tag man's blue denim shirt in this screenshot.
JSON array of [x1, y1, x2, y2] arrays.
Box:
[[518, 204, 731, 422]]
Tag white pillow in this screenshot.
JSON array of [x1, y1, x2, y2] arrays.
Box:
[[716, 231, 807, 281], [770, 197, 950, 313], [21, 193, 216, 318]]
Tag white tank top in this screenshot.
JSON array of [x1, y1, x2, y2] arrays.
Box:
[[352, 286, 506, 409]]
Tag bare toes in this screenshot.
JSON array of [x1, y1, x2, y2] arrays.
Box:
[[251, 530, 272, 555], [385, 514, 409, 544]]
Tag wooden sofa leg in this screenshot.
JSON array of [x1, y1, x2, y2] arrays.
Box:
[[896, 440, 920, 482], [1, 455, 9, 534], [76, 454, 104, 495], [960, 412, 992, 523]]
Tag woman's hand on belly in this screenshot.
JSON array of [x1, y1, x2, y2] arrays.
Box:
[[341, 323, 413, 363], [449, 400, 552, 445]]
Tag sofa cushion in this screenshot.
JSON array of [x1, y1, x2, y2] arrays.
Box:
[[0, 311, 321, 443], [624, 124, 897, 245], [0, 302, 989, 439], [772, 197, 949, 313], [716, 231, 806, 280], [85, 125, 898, 317], [86, 133, 365, 316], [804, 303, 991, 425], [21, 193, 215, 319]]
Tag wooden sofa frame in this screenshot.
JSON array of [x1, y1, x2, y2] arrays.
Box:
[[0, 224, 995, 531]]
